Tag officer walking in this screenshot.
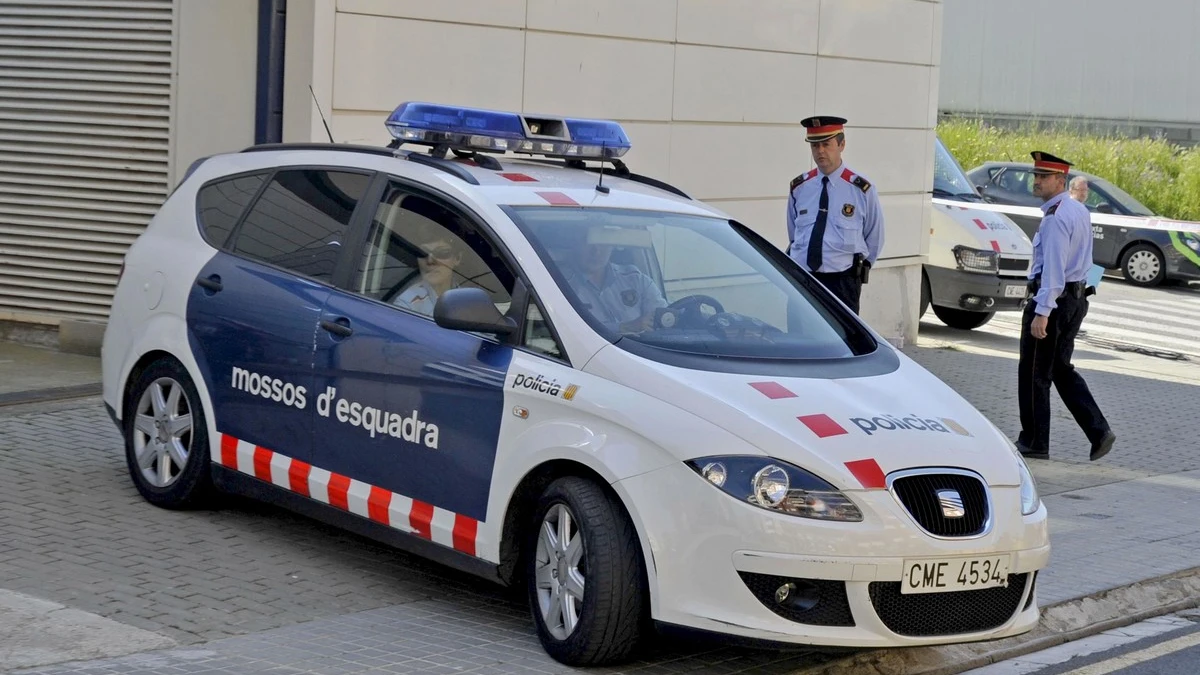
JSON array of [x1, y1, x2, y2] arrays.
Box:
[[786, 116, 884, 314], [1016, 151, 1116, 462]]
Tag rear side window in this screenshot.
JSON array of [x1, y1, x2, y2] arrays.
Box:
[[231, 169, 371, 282], [196, 173, 266, 249]]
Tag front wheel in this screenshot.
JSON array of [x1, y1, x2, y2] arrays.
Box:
[[932, 305, 995, 330], [1120, 243, 1165, 287], [123, 358, 214, 509], [526, 476, 647, 666]]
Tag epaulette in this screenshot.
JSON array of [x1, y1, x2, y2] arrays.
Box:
[[840, 167, 870, 193], [790, 168, 818, 191], [1046, 204, 1058, 215]]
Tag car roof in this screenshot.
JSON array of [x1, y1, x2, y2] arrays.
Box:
[[203, 143, 727, 219]]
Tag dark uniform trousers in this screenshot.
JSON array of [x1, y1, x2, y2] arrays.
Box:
[[813, 270, 863, 314], [1017, 284, 1109, 453]]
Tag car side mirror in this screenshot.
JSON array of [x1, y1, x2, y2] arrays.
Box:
[[434, 288, 517, 336], [1096, 203, 1114, 214]]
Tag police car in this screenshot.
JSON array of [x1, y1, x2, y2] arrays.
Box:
[[101, 103, 1049, 666]]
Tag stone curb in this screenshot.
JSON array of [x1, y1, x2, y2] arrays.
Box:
[[788, 566, 1200, 675]]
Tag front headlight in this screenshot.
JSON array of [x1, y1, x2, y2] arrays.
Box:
[[686, 456, 863, 521], [953, 245, 1000, 273], [1016, 454, 1040, 515]]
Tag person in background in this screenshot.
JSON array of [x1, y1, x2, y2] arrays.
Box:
[[1069, 175, 1089, 203], [785, 115, 884, 314], [1016, 151, 1116, 462]]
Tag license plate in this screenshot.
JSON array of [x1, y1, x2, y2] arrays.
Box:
[[1004, 284, 1027, 298], [901, 555, 1011, 594]]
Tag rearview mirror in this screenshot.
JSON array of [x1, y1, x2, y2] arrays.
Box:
[[1096, 203, 1114, 214], [434, 288, 517, 336]]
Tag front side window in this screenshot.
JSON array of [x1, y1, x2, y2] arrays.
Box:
[[232, 169, 371, 282], [506, 207, 872, 360], [354, 183, 514, 317]]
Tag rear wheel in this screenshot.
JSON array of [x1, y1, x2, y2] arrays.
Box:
[[123, 358, 213, 509], [1120, 243, 1165, 287], [932, 305, 995, 330], [526, 476, 646, 666]]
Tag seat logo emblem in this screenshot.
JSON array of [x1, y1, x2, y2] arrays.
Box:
[[937, 489, 965, 519]]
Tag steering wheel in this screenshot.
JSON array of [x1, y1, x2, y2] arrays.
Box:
[[661, 294, 725, 329]]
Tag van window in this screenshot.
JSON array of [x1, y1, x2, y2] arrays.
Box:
[[231, 169, 371, 282]]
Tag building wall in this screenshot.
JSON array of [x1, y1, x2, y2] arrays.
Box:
[[172, 0, 260, 187], [284, 0, 943, 344], [940, 0, 1200, 142]]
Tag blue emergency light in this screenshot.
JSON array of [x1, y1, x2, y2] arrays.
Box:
[[385, 102, 631, 160]]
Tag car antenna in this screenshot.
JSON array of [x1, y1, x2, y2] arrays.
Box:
[[309, 85, 335, 143], [595, 142, 610, 194]]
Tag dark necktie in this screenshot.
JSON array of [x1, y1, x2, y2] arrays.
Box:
[[806, 176, 830, 272]]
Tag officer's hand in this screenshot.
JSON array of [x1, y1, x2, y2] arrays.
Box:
[[1031, 315, 1049, 340]]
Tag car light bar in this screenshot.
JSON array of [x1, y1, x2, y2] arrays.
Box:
[[385, 102, 631, 159]]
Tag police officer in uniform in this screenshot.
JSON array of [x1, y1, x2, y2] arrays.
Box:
[[786, 116, 884, 314], [1016, 151, 1116, 462]]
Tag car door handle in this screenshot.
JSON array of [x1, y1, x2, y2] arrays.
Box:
[[196, 275, 222, 293], [320, 318, 353, 338]]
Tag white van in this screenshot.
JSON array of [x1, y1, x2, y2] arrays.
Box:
[[923, 138, 1033, 329]]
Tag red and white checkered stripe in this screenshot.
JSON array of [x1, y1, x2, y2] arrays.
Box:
[[215, 433, 480, 556]]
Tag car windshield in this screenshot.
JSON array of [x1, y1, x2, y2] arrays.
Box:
[[1087, 176, 1154, 216], [505, 206, 874, 360], [933, 138, 982, 201]]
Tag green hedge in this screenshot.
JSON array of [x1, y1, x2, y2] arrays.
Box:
[[937, 118, 1200, 222]]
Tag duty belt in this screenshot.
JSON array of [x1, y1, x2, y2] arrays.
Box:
[[1027, 278, 1086, 299]]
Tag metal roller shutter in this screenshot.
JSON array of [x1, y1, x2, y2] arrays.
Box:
[[0, 0, 174, 322]]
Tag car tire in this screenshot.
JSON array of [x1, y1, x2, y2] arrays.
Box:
[[526, 476, 646, 667], [919, 272, 931, 319], [123, 358, 214, 509], [932, 305, 995, 330], [1120, 243, 1165, 287]]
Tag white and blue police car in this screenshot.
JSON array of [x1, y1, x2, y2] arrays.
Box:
[[101, 103, 1049, 666]]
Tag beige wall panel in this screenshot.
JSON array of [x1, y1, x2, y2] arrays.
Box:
[[819, 0, 936, 65], [173, 0, 259, 185], [523, 33, 674, 121], [335, 0, 527, 28], [673, 45, 816, 124], [839, 128, 931, 196], [332, 13, 526, 113], [816, 58, 932, 129], [527, 0, 677, 41], [877, 193, 926, 260], [676, 0, 820, 54], [667, 124, 806, 201]]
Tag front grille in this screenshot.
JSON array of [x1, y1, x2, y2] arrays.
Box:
[[738, 572, 855, 626], [892, 472, 989, 537], [869, 573, 1028, 636], [999, 257, 1029, 272]]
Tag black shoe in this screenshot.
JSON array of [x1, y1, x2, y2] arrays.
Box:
[[1090, 430, 1116, 461], [1016, 441, 1049, 460]]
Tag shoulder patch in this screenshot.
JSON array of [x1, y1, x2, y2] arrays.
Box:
[[839, 167, 870, 193], [790, 168, 818, 191]]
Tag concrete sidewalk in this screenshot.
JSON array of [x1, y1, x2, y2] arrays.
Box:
[[2, 329, 1199, 674]]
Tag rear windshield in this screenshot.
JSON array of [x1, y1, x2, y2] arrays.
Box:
[[504, 206, 876, 361]]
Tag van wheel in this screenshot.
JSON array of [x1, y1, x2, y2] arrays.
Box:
[[527, 476, 646, 666], [932, 306, 994, 330], [124, 358, 213, 509], [1120, 243, 1165, 287], [919, 273, 931, 318]]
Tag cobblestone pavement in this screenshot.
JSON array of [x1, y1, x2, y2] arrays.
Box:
[[2, 333, 1199, 673]]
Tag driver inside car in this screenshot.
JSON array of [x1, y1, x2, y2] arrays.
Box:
[[563, 227, 667, 334]]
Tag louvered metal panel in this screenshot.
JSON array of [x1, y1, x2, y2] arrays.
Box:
[[0, 0, 173, 321]]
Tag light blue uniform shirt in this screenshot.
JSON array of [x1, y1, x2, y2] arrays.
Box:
[[1030, 191, 1094, 316], [393, 279, 444, 317], [566, 263, 667, 331], [786, 163, 885, 273]]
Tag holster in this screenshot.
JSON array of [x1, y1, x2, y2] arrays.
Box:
[[853, 253, 871, 283]]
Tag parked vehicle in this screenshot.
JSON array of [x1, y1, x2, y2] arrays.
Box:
[[966, 162, 1200, 287], [923, 139, 1033, 330]]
